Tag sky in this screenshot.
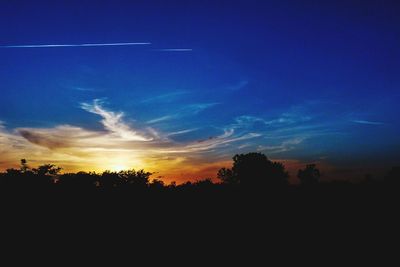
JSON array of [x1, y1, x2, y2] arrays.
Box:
[[1, 0, 399, 183]]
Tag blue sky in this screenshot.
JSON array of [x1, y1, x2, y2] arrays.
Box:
[[0, 0, 399, 181]]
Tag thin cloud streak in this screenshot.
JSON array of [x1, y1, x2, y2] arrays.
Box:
[[166, 128, 199, 136], [352, 120, 385, 125], [0, 42, 151, 48], [257, 137, 305, 154], [146, 103, 220, 125], [147, 115, 176, 124], [184, 103, 220, 114]]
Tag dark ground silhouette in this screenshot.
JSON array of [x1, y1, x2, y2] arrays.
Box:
[[1, 152, 398, 262], [1, 153, 398, 190], [1, 152, 399, 206]]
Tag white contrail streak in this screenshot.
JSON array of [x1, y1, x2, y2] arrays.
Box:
[[0, 42, 151, 48]]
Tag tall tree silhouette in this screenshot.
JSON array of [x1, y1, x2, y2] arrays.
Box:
[[297, 164, 321, 186], [217, 152, 288, 187]]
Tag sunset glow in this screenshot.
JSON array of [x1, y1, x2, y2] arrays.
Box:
[[1, 1, 399, 183]]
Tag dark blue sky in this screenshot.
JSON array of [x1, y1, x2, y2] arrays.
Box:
[[1, 0, 399, 180]]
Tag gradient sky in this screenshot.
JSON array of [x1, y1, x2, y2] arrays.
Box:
[[1, 0, 399, 183]]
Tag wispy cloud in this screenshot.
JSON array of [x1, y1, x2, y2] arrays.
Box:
[[352, 120, 385, 125], [156, 130, 262, 154], [166, 128, 199, 136], [18, 125, 97, 149], [257, 137, 305, 154], [15, 100, 237, 153], [81, 99, 153, 141], [0, 42, 151, 48], [238, 143, 252, 149], [183, 102, 220, 114], [147, 115, 176, 124], [229, 110, 342, 156], [233, 113, 311, 129], [146, 102, 220, 124]]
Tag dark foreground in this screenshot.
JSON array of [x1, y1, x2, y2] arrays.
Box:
[[2, 182, 399, 222], [1, 183, 399, 264]]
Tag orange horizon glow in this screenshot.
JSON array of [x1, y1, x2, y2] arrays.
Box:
[[0, 155, 335, 184]]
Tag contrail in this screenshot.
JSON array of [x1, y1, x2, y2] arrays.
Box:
[[151, 48, 193, 52], [0, 42, 151, 48]]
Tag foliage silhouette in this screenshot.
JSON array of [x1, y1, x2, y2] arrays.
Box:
[[217, 152, 288, 187], [297, 164, 321, 186], [33, 164, 62, 176], [217, 167, 237, 185]]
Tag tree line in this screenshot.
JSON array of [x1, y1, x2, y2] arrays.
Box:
[[0, 152, 399, 192]]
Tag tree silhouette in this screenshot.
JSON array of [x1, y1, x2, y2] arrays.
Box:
[[150, 179, 165, 190], [33, 164, 62, 176], [217, 167, 237, 185], [60, 171, 98, 189], [193, 178, 214, 188], [122, 169, 152, 188], [98, 171, 120, 189], [218, 152, 288, 187], [297, 164, 321, 186]]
